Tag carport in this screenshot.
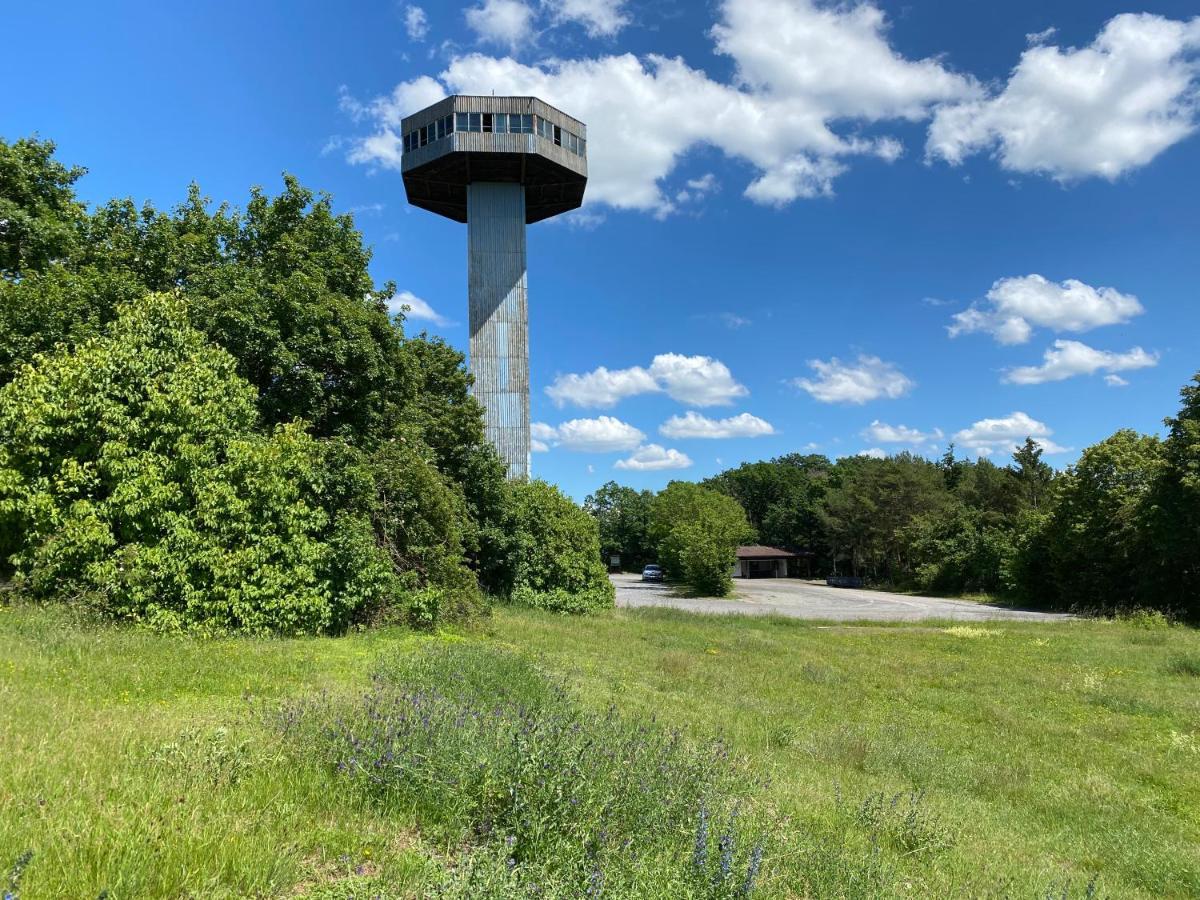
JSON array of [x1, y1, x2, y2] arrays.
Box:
[[732, 545, 799, 578]]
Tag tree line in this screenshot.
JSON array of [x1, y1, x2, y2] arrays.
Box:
[[588, 382, 1199, 620], [0, 136, 612, 633]]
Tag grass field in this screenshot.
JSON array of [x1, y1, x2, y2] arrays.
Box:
[[2, 603, 1199, 897]]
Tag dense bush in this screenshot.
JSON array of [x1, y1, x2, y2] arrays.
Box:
[[277, 643, 766, 898], [651, 482, 754, 596], [504, 480, 614, 613], [368, 439, 485, 627], [0, 294, 392, 633], [903, 507, 1015, 595], [0, 135, 525, 631]]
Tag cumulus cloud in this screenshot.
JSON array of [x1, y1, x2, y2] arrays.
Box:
[[953, 411, 1068, 456], [858, 447, 887, 459], [531, 421, 557, 452], [659, 411, 775, 439], [404, 5, 429, 41], [545, 354, 747, 407], [544, 0, 629, 37], [544, 364, 659, 408], [1003, 340, 1158, 385], [648, 353, 748, 406], [341, 0, 977, 215], [862, 420, 943, 444], [614, 444, 693, 471], [1105, 374, 1130, 387], [928, 13, 1200, 180], [465, 0, 536, 48], [792, 354, 915, 405], [389, 290, 453, 326], [537, 416, 646, 451], [949, 274, 1143, 345]]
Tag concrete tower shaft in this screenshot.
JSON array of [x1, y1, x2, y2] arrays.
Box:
[[400, 96, 588, 480], [467, 183, 529, 478]]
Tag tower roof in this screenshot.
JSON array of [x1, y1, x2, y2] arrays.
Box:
[[400, 96, 588, 224]]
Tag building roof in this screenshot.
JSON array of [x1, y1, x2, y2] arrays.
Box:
[[736, 545, 799, 560]]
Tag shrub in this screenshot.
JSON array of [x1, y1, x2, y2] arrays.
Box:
[[651, 482, 754, 597], [368, 439, 485, 627], [277, 644, 766, 897], [503, 480, 613, 613], [0, 293, 392, 634]]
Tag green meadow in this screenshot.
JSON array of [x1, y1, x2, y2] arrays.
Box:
[[3, 603, 1199, 898]]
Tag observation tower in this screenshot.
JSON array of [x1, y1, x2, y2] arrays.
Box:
[[401, 96, 588, 478]]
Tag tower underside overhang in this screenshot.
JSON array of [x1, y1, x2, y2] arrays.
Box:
[[403, 150, 586, 224]]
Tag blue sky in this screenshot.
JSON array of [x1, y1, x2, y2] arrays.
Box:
[[4, 0, 1199, 500]]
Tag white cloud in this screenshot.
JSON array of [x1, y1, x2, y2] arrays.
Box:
[[544, 0, 629, 37], [1003, 340, 1158, 385], [858, 447, 887, 459], [648, 353, 748, 406], [545, 353, 746, 408], [793, 354, 915, 405], [862, 420, 943, 444], [949, 275, 1143, 345], [389, 290, 453, 327], [713, 0, 973, 119], [1026, 26, 1058, 47], [928, 13, 1200, 180], [676, 172, 721, 204], [545, 364, 659, 408], [660, 411, 775, 439], [953, 411, 1068, 456], [614, 444, 693, 471], [531, 421, 556, 451], [404, 5, 429, 41], [465, 0, 536, 48], [552, 416, 645, 451], [341, 0, 977, 215], [1105, 374, 1130, 387]]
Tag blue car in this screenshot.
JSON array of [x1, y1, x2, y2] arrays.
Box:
[[641, 564, 664, 582]]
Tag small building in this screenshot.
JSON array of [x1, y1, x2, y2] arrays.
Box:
[[732, 545, 801, 579]]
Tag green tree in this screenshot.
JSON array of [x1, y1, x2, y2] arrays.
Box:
[[0, 293, 392, 633], [1147, 373, 1200, 617], [822, 454, 950, 582], [1012, 431, 1162, 611], [650, 482, 753, 596], [583, 481, 655, 570], [704, 453, 829, 564], [0, 136, 86, 277], [0, 136, 512, 611], [1011, 437, 1055, 511], [505, 480, 614, 613]]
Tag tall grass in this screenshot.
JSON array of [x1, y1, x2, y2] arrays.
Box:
[[275, 644, 767, 898]]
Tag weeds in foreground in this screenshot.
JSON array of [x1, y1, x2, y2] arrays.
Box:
[[5, 850, 34, 900], [274, 644, 768, 897], [1165, 653, 1200, 677]]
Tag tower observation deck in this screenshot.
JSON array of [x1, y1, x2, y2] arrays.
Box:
[[400, 96, 588, 479]]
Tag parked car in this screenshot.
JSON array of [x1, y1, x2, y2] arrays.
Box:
[[641, 564, 664, 582]]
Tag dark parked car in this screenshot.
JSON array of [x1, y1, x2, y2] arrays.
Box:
[[641, 564, 664, 582]]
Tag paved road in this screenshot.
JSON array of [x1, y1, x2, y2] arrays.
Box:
[[612, 573, 1072, 623]]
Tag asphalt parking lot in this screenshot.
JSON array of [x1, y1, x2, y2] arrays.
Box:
[[611, 573, 1072, 623]]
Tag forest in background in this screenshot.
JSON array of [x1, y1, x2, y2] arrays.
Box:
[[588, 378, 1200, 618]]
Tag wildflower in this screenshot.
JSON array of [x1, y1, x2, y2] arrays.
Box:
[[740, 843, 764, 896], [692, 803, 709, 872]]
